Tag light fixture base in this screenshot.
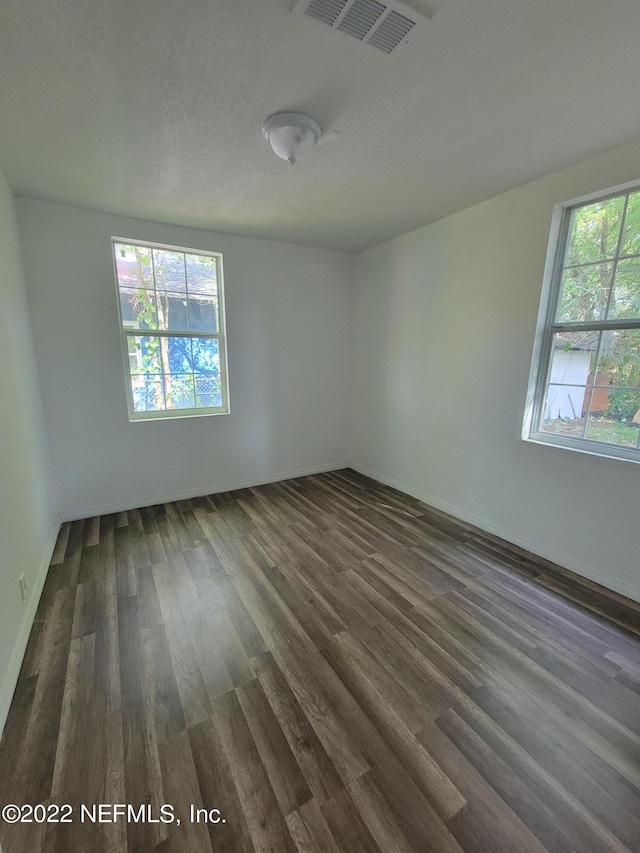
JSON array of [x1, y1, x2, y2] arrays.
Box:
[[262, 111, 322, 165]]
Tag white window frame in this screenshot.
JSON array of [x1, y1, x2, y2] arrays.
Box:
[[112, 237, 230, 422], [524, 179, 640, 464]]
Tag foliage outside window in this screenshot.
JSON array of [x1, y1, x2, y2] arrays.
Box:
[[528, 186, 640, 460], [113, 239, 229, 421]]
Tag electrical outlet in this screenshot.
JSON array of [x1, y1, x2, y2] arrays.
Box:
[[19, 573, 27, 601]]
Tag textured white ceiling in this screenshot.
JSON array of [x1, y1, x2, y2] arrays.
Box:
[[2, 0, 640, 253]]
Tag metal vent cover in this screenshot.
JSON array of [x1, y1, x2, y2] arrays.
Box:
[[292, 0, 429, 56]]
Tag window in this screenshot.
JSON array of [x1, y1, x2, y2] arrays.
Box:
[[527, 185, 640, 461], [112, 238, 229, 421]]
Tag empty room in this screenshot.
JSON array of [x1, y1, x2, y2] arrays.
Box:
[[2, 0, 640, 851]]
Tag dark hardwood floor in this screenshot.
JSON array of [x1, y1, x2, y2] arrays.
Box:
[[1, 468, 640, 852]]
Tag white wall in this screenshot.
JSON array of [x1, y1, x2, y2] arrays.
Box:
[[17, 199, 352, 519], [350, 138, 640, 603], [0, 173, 58, 731]]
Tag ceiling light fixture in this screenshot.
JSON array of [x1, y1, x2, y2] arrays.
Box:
[[262, 111, 322, 166]]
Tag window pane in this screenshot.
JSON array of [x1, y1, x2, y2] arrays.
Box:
[[584, 414, 640, 447], [120, 288, 158, 330], [165, 374, 195, 410], [186, 255, 217, 296], [153, 249, 187, 292], [541, 384, 588, 431], [548, 331, 600, 385], [580, 329, 640, 447], [539, 318, 640, 447], [564, 196, 625, 266], [557, 263, 613, 322], [195, 375, 222, 408], [188, 296, 218, 332], [114, 244, 153, 289], [131, 376, 165, 412], [155, 292, 188, 331], [541, 331, 600, 433], [129, 336, 162, 375], [620, 190, 640, 257], [192, 337, 220, 374], [607, 256, 640, 320], [160, 336, 193, 374], [594, 328, 640, 395]]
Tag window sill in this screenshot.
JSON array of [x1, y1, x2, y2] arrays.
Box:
[[129, 407, 230, 423], [524, 431, 640, 464]]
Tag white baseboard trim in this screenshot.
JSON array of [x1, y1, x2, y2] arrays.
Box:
[[350, 461, 640, 605], [61, 461, 350, 522], [0, 517, 61, 737]]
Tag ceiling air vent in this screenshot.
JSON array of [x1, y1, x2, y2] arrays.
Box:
[[338, 0, 385, 40], [306, 0, 345, 26], [367, 9, 415, 53], [292, 0, 429, 57]]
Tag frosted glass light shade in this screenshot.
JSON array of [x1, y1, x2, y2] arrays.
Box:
[[262, 112, 322, 165]]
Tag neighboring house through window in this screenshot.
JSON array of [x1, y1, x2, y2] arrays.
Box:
[[113, 238, 229, 420], [526, 184, 640, 461]]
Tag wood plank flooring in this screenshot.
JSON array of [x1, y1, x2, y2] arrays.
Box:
[[1, 468, 640, 852]]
